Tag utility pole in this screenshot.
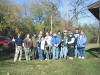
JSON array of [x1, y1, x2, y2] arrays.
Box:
[[51, 15, 53, 33]]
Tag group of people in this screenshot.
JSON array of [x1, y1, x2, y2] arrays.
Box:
[[14, 28, 87, 62]]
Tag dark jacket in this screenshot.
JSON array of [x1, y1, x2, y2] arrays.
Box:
[[61, 35, 68, 46], [67, 35, 75, 47], [74, 32, 80, 45], [15, 38, 23, 46]]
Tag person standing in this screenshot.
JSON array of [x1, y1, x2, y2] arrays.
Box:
[[74, 28, 80, 57], [24, 34, 32, 61], [32, 33, 37, 60], [67, 32, 75, 60], [57, 30, 62, 58], [60, 30, 68, 59], [37, 34, 43, 61], [45, 32, 52, 60], [77, 30, 87, 59], [40, 36, 48, 60], [14, 33, 23, 62], [51, 33, 60, 60]]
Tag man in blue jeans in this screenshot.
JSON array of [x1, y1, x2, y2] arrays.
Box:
[[37, 34, 43, 61], [51, 33, 60, 60], [77, 30, 87, 59], [74, 28, 80, 58], [60, 30, 68, 59]]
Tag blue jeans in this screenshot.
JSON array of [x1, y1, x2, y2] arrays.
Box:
[[52, 46, 58, 60], [75, 45, 79, 57], [37, 47, 43, 60], [45, 50, 49, 59], [60, 46, 68, 58], [79, 47, 85, 57]]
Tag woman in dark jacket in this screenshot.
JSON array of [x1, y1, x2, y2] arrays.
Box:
[[67, 32, 75, 59]]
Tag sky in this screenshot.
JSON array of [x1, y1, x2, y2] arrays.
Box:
[[13, 0, 99, 25]]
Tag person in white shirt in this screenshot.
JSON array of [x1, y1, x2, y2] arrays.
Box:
[[40, 35, 49, 60], [45, 32, 52, 59]]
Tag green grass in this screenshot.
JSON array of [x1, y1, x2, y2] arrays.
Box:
[[0, 44, 100, 75]]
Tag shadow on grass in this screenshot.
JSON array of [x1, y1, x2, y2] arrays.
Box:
[[0, 53, 14, 61], [86, 47, 100, 58]]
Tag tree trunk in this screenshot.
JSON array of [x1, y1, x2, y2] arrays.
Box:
[[97, 34, 100, 44], [66, 0, 69, 28], [75, 9, 79, 28], [75, 0, 79, 28]]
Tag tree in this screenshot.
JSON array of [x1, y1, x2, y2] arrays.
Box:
[[70, 0, 91, 28], [0, 0, 35, 38], [29, 0, 62, 32], [42, 0, 62, 31], [29, 2, 44, 25]]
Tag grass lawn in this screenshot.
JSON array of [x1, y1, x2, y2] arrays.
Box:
[[0, 44, 100, 75]]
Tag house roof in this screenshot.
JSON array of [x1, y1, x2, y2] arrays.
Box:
[[88, 1, 100, 20]]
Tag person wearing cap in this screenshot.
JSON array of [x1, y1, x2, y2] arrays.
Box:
[[60, 30, 68, 59], [74, 28, 80, 58], [67, 32, 75, 59], [32, 33, 37, 60], [51, 33, 60, 60], [77, 30, 87, 59]]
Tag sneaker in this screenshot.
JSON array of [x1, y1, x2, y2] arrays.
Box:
[[45, 59, 48, 60], [78, 56, 81, 59], [18, 60, 21, 62], [75, 56, 77, 58], [69, 57, 73, 60], [82, 57, 85, 59], [14, 60, 16, 62]]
